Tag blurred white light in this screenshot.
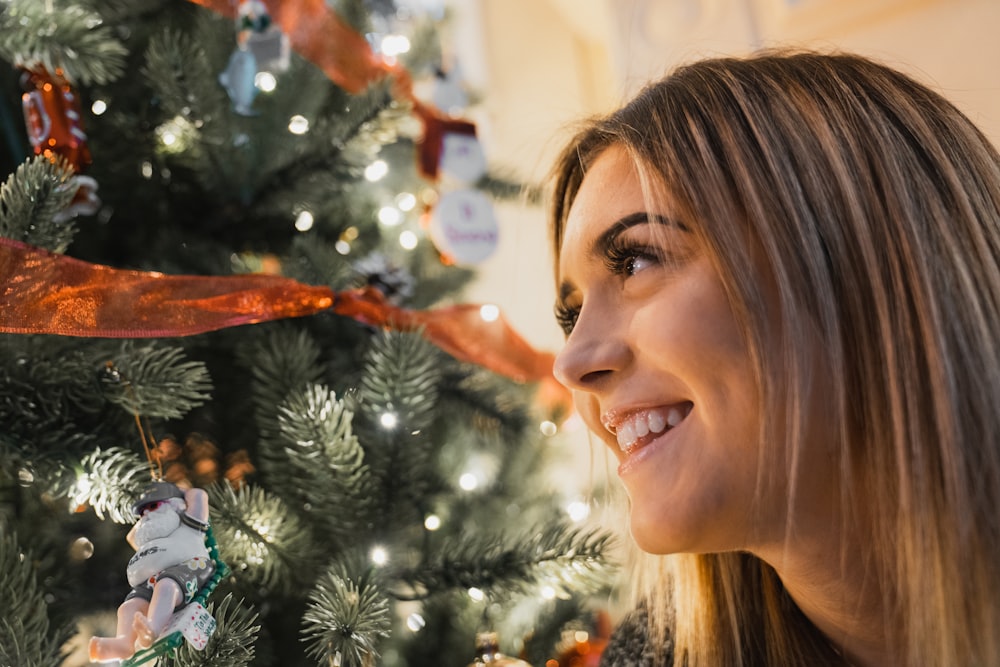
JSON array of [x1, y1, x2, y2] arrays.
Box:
[[380, 412, 398, 429], [335, 240, 351, 255], [399, 230, 419, 250], [396, 192, 417, 211], [364, 159, 388, 182], [288, 115, 310, 135], [295, 210, 315, 232], [378, 206, 403, 226], [479, 304, 500, 322], [540, 420, 558, 437], [567, 500, 590, 523], [161, 131, 177, 146], [459, 473, 478, 491], [467, 587, 484, 601], [423, 514, 441, 531], [255, 71, 277, 92], [380, 34, 411, 57], [541, 585, 557, 600], [371, 546, 389, 565], [140, 161, 153, 179], [575, 630, 590, 643], [91, 99, 107, 115], [406, 613, 426, 632]]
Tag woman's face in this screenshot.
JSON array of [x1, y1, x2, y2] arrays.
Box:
[[554, 146, 781, 555]]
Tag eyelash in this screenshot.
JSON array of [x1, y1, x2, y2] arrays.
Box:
[[603, 238, 661, 277], [554, 302, 579, 336], [554, 240, 662, 336]]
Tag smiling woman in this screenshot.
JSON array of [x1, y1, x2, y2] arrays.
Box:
[[548, 51, 1000, 667]]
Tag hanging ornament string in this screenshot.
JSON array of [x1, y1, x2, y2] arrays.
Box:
[[102, 362, 164, 481], [0, 238, 560, 390]]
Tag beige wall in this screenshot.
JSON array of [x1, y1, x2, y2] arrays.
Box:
[[455, 0, 1000, 354]]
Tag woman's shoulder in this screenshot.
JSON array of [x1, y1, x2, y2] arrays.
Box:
[[600, 604, 674, 667]]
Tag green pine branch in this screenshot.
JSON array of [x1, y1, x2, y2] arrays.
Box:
[[169, 594, 260, 667], [70, 446, 150, 524], [403, 523, 616, 600], [301, 556, 391, 667], [141, 26, 236, 194], [0, 0, 127, 86], [276, 383, 377, 541], [439, 366, 533, 438], [99, 342, 213, 420], [238, 325, 325, 482], [356, 331, 446, 527], [0, 156, 78, 252], [0, 533, 68, 667], [208, 482, 319, 593], [357, 330, 443, 435]]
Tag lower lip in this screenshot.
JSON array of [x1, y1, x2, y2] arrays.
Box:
[[616, 420, 683, 476]]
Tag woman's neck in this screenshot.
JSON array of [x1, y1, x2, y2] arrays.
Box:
[[756, 515, 894, 667]]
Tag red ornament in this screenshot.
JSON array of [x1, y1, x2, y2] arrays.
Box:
[[20, 67, 92, 170], [547, 611, 612, 667]]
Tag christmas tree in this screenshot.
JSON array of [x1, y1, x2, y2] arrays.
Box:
[[0, 1, 617, 665]]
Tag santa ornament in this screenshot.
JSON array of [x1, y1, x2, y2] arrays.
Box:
[[89, 481, 229, 665]]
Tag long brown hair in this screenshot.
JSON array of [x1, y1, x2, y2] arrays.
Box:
[[550, 51, 1000, 666]]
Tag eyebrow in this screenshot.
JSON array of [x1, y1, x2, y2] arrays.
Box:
[[557, 211, 685, 305], [591, 211, 683, 258]]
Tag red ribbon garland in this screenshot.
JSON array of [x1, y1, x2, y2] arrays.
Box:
[[0, 238, 561, 391]]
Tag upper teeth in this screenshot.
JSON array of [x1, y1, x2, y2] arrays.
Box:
[[613, 406, 686, 451]]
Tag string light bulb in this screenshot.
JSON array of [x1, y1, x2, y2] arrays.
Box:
[[371, 546, 389, 565], [255, 71, 277, 92], [459, 473, 478, 491], [294, 211, 315, 232], [288, 115, 310, 134], [364, 159, 388, 182], [479, 304, 500, 322], [399, 230, 418, 250]]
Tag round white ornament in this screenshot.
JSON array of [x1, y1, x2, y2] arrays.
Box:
[[439, 132, 487, 184], [428, 189, 499, 265]]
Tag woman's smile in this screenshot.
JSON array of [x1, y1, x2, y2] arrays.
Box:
[[601, 402, 693, 456]]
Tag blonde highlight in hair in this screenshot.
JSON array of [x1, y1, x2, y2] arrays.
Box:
[[550, 51, 1000, 666]]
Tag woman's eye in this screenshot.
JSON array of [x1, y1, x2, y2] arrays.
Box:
[[604, 241, 660, 277], [554, 302, 580, 336]]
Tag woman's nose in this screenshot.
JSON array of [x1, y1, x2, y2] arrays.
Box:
[[552, 309, 630, 391]]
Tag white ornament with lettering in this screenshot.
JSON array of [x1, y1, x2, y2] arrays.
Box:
[[429, 189, 498, 265]]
